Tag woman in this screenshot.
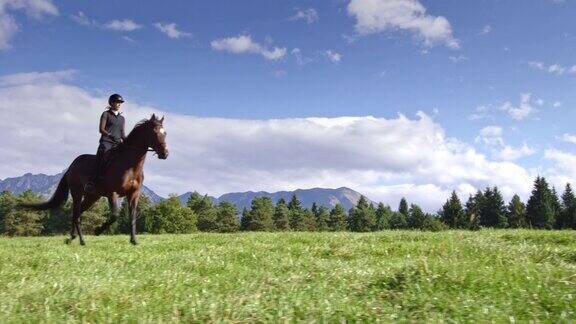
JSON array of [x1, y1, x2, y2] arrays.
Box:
[[84, 93, 126, 193]]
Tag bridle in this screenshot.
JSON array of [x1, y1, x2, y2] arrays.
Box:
[[122, 143, 158, 153], [120, 122, 167, 155]]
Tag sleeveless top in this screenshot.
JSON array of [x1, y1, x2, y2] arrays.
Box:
[[99, 109, 125, 145]]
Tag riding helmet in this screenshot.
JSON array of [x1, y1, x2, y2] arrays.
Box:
[[108, 93, 125, 105]]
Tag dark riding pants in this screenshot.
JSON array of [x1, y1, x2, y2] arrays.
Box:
[[93, 141, 116, 180]]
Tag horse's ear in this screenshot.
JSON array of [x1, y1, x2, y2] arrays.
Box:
[[151, 113, 156, 121], [159, 115, 164, 124]]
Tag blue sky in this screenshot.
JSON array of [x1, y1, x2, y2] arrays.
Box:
[[1, 0, 576, 210]]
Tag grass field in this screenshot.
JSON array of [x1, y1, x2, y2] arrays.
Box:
[[0, 230, 575, 322]]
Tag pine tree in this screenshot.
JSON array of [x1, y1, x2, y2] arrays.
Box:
[[5, 190, 47, 236], [146, 195, 197, 234], [240, 207, 252, 231], [559, 183, 576, 229], [301, 208, 317, 231], [440, 191, 465, 228], [506, 194, 526, 228], [216, 201, 239, 233], [375, 203, 392, 230], [43, 200, 72, 235], [526, 176, 555, 229], [287, 194, 302, 211], [389, 211, 408, 229], [348, 196, 375, 232], [421, 214, 448, 232], [550, 187, 562, 228], [288, 194, 306, 230], [4, 210, 44, 236], [0, 190, 17, 234], [328, 204, 348, 231], [311, 202, 319, 218], [465, 191, 484, 230], [249, 197, 274, 231], [398, 197, 409, 217], [187, 192, 217, 232], [480, 187, 507, 228], [407, 204, 426, 229], [273, 198, 290, 231], [315, 206, 330, 231]]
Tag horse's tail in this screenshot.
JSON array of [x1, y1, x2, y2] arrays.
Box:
[[18, 172, 70, 210]]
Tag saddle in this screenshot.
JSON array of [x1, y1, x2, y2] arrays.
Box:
[[97, 143, 123, 176]]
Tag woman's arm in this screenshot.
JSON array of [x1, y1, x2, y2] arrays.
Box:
[[99, 112, 111, 136], [121, 118, 126, 141]]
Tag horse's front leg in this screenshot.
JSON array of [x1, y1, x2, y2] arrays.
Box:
[[95, 194, 119, 236], [128, 191, 140, 245]]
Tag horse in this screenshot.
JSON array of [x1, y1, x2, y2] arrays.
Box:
[[19, 113, 169, 245]]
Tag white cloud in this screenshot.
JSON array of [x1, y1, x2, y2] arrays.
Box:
[[476, 125, 503, 146], [121, 35, 136, 43], [534, 98, 544, 106], [468, 105, 492, 121], [103, 19, 142, 32], [289, 8, 318, 24], [70, 11, 95, 27], [479, 125, 502, 137], [291, 48, 313, 66], [496, 144, 535, 161], [153, 22, 191, 39], [71, 12, 142, 33], [449, 55, 468, 63], [0, 14, 18, 50], [553, 101, 562, 108], [0, 0, 58, 18], [0, 71, 541, 212], [0, 0, 58, 50], [211, 35, 286, 61], [475, 125, 534, 161], [501, 93, 535, 120], [544, 149, 576, 190], [0, 70, 76, 86], [560, 133, 576, 144], [325, 50, 342, 63], [479, 24, 492, 35], [529, 61, 576, 76], [347, 0, 459, 49]]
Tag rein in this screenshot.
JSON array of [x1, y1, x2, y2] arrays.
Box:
[[121, 143, 156, 152]]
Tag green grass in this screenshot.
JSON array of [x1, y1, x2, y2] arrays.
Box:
[[0, 230, 575, 322]]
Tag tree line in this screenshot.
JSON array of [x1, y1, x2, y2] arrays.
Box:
[[0, 176, 574, 236]]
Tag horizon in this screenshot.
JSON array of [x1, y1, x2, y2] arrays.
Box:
[[1, 0, 576, 212]]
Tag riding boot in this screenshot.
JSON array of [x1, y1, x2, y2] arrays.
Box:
[[85, 148, 106, 193]]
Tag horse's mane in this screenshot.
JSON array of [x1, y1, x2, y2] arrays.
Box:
[[109, 118, 152, 154], [126, 118, 152, 140]]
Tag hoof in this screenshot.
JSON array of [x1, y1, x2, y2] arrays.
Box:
[[64, 238, 72, 245], [130, 239, 138, 245], [80, 240, 86, 246]]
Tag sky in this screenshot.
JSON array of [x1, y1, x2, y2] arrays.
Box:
[[1, 0, 576, 211]]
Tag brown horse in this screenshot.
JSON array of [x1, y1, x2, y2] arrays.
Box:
[[19, 114, 168, 245]]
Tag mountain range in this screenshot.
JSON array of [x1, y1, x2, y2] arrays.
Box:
[[0, 172, 375, 211]]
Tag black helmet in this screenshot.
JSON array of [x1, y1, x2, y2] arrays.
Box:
[[108, 93, 125, 105]]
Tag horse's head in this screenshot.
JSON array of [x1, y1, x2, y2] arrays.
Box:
[[145, 114, 169, 159]]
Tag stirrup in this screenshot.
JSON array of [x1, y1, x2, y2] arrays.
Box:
[[84, 181, 96, 193]]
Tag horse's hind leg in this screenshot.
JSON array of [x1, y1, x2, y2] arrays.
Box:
[[65, 195, 81, 244], [69, 193, 86, 246]]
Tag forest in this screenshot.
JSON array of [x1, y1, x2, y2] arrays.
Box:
[[0, 175, 574, 236]]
